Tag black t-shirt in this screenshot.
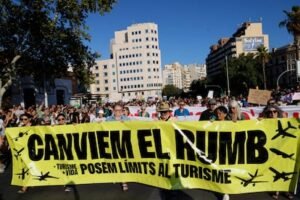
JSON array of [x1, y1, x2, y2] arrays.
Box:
[[199, 109, 216, 121], [69, 112, 79, 123]]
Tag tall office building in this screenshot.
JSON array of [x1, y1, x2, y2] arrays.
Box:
[[90, 23, 163, 101], [206, 22, 269, 81], [267, 44, 299, 88]]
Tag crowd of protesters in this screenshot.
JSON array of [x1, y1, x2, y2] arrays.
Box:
[[0, 86, 299, 199]]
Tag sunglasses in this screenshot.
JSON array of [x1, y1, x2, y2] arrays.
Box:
[[160, 111, 169, 114], [57, 118, 65, 121], [20, 118, 28, 121], [267, 110, 277, 114]]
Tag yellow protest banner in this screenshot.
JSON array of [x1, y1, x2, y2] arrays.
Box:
[[5, 119, 300, 194]]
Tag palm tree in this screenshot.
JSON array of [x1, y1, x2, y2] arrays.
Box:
[[279, 6, 300, 60], [256, 45, 270, 90]]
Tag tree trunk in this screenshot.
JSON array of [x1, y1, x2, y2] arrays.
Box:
[[295, 34, 300, 61], [0, 55, 21, 108], [262, 61, 267, 90], [0, 78, 12, 109]]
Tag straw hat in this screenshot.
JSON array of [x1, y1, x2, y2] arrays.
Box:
[[157, 102, 172, 112]]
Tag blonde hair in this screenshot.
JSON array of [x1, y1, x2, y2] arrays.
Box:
[[228, 100, 242, 120]]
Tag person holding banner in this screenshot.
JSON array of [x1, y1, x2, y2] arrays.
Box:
[[174, 101, 190, 117], [261, 105, 284, 119], [17, 113, 32, 193], [156, 102, 176, 121], [123, 106, 133, 117], [0, 112, 6, 174], [227, 100, 245, 121], [138, 105, 150, 118], [214, 105, 231, 200], [106, 104, 130, 191], [215, 106, 230, 121], [106, 104, 130, 122], [55, 113, 75, 192], [199, 99, 217, 121], [261, 105, 293, 200]]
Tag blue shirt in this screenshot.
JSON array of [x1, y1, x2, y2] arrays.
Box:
[[174, 108, 190, 117], [106, 115, 130, 121]]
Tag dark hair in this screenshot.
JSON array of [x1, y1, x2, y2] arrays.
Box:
[[124, 107, 130, 113], [262, 105, 283, 118], [113, 104, 123, 110], [19, 113, 32, 119], [56, 113, 65, 120], [215, 106, 228, 115]]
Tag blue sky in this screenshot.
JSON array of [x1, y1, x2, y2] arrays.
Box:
[[86, 0, 298, 66]]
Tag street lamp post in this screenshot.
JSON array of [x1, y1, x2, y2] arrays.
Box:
[[225, 56, 230, 96], [43, 65, 48, 107], [276, 68, 296, 89]]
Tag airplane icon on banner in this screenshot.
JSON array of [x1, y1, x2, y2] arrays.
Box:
[[13, 148, 24, 160], [235, 169, 267, 187], [33, 171, 59, 181], [14, 130, 30, 141], [15, 168, 30, 180], [272, 121, 296, 140], [269, 167, 297, 182], [269, 148, 294, 160]]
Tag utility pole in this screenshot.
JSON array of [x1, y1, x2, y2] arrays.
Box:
[[43, 65, 48, 107]]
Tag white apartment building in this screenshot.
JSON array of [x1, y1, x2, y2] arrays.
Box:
[[188, 64, 207, 81], [162, 62, 183, 89], [162, 62, 206, 92], [90, 23, 163, 102], [182, 66, 191, 92], [90, 59, 119, 100]]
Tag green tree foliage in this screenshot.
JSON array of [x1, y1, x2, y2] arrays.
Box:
[[0, 0, 116, 107], [279, 6, 300, 59], [208, 51, 269, 96], [189, 79, 207, 97], [225, 53, 263, 96], [256, 45, 270, 89], [162, 85, 182, 98]]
